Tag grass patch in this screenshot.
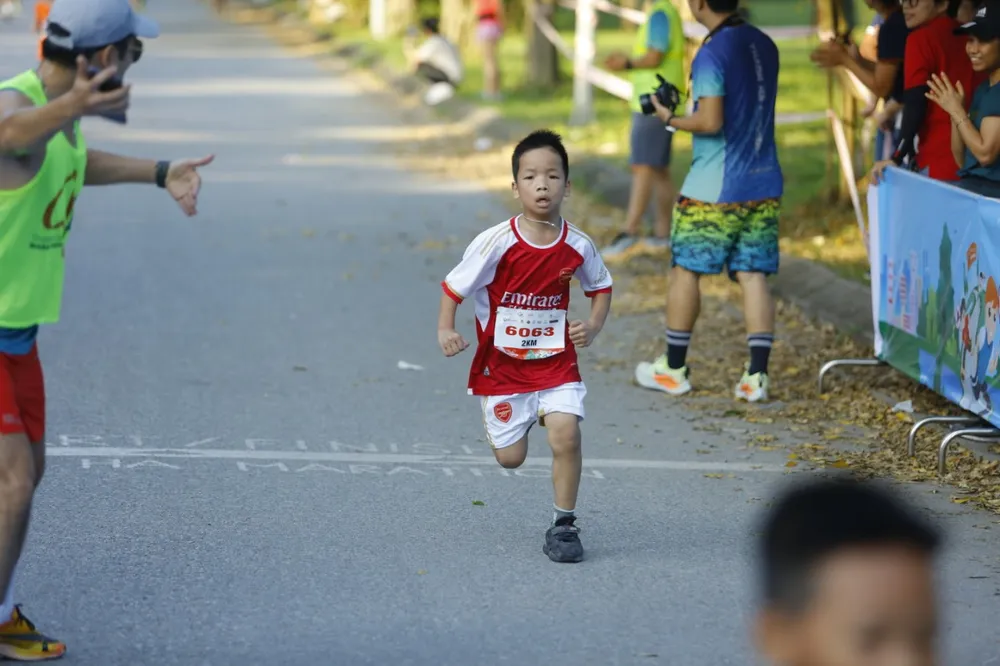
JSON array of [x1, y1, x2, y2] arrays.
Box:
[[747, 0, 875, 26]]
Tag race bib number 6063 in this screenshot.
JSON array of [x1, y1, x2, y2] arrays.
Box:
[[493, 307, 566, 360]]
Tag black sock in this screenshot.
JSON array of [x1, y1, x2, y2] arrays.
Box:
[[747, 332, 773, 375], [666, 329, 691, 369]]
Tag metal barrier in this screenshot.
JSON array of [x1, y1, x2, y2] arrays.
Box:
[[906, 415, 981, 456], [938, 428, 1000, 475], [816, 358, 886, 394]]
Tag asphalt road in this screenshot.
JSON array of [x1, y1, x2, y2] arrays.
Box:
[[1, 3, 999, 665]]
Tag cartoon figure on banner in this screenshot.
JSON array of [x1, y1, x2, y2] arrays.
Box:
[[972, 276, 1000, 413], [956, 243, 978, 407], [956, 244, 981, 409], [952, 240, 999, 413], [956, 295, 971, 387]]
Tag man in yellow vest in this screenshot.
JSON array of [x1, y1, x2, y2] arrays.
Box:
[[0, 0, 213, 659], [601, 0, 685, 259]]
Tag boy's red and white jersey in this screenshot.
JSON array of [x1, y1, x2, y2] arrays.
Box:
[[442, 216, 613, 396]]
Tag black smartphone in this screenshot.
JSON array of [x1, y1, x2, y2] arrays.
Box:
[[85, 66, 127, 124], [86, 66, 123, 92]]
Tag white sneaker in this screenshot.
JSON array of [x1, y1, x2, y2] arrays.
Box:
[[634, 355, 692, 396], [734, 365, 769, 403], [424, 82, 455, 106]]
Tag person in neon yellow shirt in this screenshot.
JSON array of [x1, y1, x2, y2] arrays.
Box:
[[601, 0, 685, 259], [0, 0, 213, 659]]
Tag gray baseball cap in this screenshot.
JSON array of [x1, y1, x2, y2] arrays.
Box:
[[45, 0, 159, 50]]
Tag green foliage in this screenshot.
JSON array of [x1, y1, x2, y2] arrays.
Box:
[[416, 0, 440, 20]]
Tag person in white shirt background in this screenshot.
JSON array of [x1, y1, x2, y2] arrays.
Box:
[[0, 0, 21, 20], [404, 17, 464, 106]]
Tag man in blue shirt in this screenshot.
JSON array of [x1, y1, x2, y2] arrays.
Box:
[[633, 0, 783, 403]]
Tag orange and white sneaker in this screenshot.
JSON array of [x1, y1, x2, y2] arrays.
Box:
[[634, 355, 692, 395], [0, 606, 66, 661], [735, 365, 769, 403]]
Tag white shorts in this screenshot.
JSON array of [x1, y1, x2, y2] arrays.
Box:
[[478, 382, 586, 450]]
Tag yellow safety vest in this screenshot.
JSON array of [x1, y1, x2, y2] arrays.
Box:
[[629, 0, 685, 114], [0, 70, 87, 327]]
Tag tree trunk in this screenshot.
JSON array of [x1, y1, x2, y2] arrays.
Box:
[[384, 0, 415, 37], [524, 0, 559, 87], [440, 0, 473, 51]]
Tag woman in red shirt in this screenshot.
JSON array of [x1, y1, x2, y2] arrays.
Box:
[[476, 0, 503, 100], [872, 0, 986, 182]]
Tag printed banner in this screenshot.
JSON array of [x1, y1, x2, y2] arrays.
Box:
[[867, 183, 882, 358], [874, 167, 1000, 426]]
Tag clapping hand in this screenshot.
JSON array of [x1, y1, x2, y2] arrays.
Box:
[[926, 72, 966, 120]]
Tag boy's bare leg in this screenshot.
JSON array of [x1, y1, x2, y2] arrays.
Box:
[[489, 415, 583, 510], [544, 413, 582, 512], [491, 435, 528, 469]]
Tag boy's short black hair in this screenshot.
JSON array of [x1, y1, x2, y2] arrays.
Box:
[[758, 478, 941, 613], [421, 17, 439, 33], [705, 0, 740, 13], [511, 129, 570, 180], [41, 31, 132, 68]]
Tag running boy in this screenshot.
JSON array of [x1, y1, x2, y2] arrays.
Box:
[[437, 130, 613, 564]]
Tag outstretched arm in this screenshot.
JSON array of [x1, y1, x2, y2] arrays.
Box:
[[85, 151, 214, 216], [84, 150, 156, 185]]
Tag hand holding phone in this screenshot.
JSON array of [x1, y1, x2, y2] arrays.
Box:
[[86, 65, 123, 92], [68, 56, 130, 121]]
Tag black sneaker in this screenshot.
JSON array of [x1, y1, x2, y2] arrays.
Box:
[[543, 516, 584, 563]]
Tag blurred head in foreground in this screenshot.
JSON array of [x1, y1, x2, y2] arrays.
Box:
[[754, 478, 941, 666]]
